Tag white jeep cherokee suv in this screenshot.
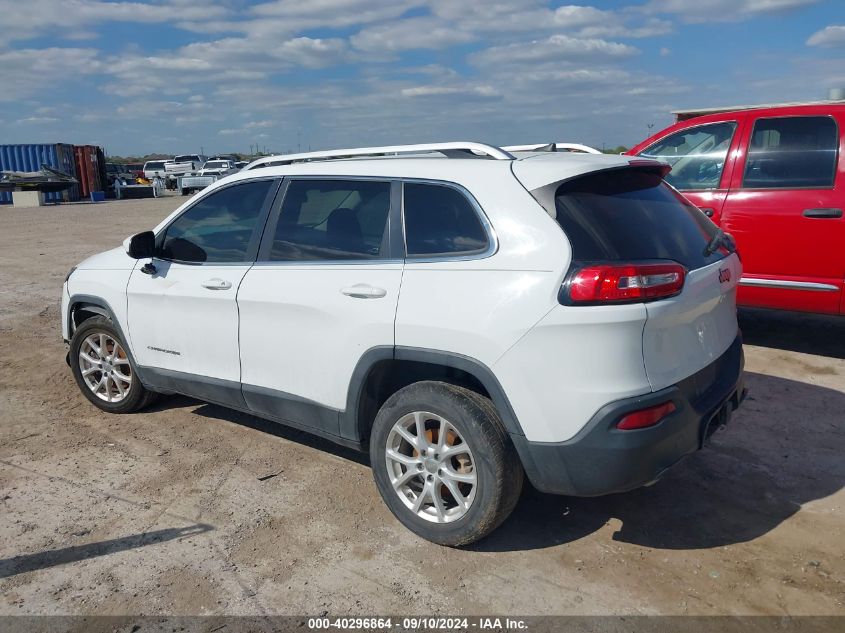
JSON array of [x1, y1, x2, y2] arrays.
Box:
[[62, 142, 746, 546]]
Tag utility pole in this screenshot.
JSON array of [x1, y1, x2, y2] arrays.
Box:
[[647, 123, 654, 137], [297, 130, 301, 153]]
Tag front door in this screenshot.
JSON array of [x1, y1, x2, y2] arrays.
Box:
[[637, 117, 746, 224], [721, 113, 844, 314], [237, 178, 403, 438], [126, 178, 279, 404]]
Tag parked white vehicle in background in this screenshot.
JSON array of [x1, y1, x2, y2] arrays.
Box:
[[62, 141, 746, 546], [164, 154, 207, 186], [143, 159, 172, 180], [198, 159, 237, 177]]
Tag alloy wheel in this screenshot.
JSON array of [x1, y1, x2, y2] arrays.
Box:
[[385, 411, 477, 523], [78, 332, 133, 403]]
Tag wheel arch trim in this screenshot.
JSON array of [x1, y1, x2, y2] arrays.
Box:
[[67, 294, 149, 388], [342, 346, 527, 442]]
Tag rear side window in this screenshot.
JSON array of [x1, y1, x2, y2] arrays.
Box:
[[159, 180, 273, 263], [403, 183, 488, 257], [640, 122, 737, 191], [554, 168, 722, 271], [268, 179, 391, 261], [742, 116, 838, 189]]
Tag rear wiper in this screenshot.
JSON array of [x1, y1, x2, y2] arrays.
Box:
[[703, 229, 735, 256]]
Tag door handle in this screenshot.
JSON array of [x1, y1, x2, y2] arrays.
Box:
[[803, 208, 843, 219], [201, 278, 232, 290], [341, 284, 387, 299]]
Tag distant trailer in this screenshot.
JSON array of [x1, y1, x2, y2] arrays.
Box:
[[114, 177, 164, 200], [178, 174, 218, 195]]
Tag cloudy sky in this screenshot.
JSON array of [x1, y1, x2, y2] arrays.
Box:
[[1, 0, 843, 157]]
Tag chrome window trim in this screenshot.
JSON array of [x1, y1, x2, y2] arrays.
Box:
[[400, 177, 499, 263], [251, 174, 499, 266], [256, 175, 396, 264], [739, 277, 840, 292], [153, 176, 281, 266], [250, 259, 405, 268]]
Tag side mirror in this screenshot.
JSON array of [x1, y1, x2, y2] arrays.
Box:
[[127, 231, 155, 259]]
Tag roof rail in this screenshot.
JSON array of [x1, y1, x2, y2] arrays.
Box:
[[247, 142, 515, 170], [503, 142, 602, 154]]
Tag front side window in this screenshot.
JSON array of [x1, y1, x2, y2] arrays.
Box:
[[742, 116, 838, 189], [268, 179, 391, 261], [158, 180, 273, 263], [403, 183, 489, 257], [640, 121, 737, 191]]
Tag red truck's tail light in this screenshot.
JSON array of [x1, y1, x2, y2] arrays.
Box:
[[617, 401, 676, 430], [567, 262, 686, 304]]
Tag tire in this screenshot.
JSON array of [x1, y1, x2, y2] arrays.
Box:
[[69, 316, 158, 414], [370, 381, 523, 546]]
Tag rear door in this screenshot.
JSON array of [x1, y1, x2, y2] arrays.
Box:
[[720, 112, 844, 314], [637, 116, 746, 224], [237, 178, 403, 439]]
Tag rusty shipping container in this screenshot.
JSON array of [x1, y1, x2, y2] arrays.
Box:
[[0, 143, 80, 204], [73, 145, 107, 199]]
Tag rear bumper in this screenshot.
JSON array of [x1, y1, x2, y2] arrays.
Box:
[[512, 334, 746, 496]]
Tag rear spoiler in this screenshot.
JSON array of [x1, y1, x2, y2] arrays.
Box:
[[519, 161, 672, 217]]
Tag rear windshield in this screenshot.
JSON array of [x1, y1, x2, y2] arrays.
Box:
[[145, 161, 166, 169], [554, 168, 723, 270]]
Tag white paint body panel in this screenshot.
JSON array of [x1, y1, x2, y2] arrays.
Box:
[[494, 303, 651, 443], [238, 264, 403, 408], [65, 247, 136, 347], [642, 254, 742, 391], [395, 268, 558, 368], [126, 260, 248, 381]]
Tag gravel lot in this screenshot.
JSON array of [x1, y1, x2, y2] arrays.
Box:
[[0, 195, 843, 616]]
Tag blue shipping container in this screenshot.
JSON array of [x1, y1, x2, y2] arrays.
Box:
[[0, 143, 80, 204]]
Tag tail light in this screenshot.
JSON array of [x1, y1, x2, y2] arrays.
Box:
[[565, 262, 686, 304], [617, 401, 676, 430]]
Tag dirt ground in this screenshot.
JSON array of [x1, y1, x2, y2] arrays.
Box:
[[0, 194, 842, 617]]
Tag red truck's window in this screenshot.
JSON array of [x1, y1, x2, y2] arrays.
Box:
[[640, 121, 736, 191], [742, 116, 838, 189]]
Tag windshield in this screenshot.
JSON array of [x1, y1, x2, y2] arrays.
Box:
[[553, 167, 724, 271]]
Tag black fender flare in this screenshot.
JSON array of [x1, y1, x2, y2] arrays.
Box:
[[341, 345, 526, 442], [67, 294, 148, 387]]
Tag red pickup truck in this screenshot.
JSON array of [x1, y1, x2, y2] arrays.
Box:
[[628, 101, 844, 315]]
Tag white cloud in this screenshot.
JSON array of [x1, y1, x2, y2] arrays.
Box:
[[0, 47, 102, 101], [807, 25, 845, 48], [0, 0, 230, 46], [401, 85, 499, 98], [471, 35, 639, 67], [16, 116, 60, 124], [642, 0, 822, 23], [351, 1, 671, 52], [351, 17, 477, 52]]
